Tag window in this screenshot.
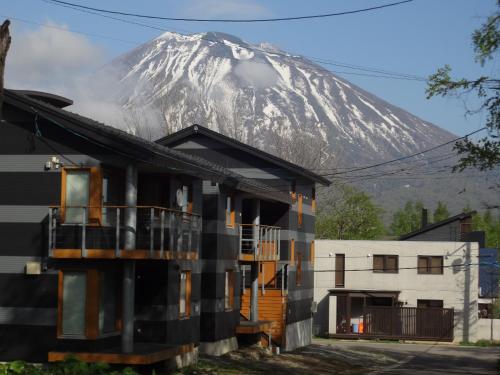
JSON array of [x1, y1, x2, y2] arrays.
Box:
[[61, 167, 102, 225], [179, 270, 191, 318], [225, 194, 235, 228], [181, 184, 194, 214], [417, 299, 443, 308], [335, 254, 345, 287], [373, 255, 398, 273], [418, 256, 444, 274], [290, 181, 297, 203], [296, 251, 302, 286], [298, 194, 303, 228], [310, 241, 315, 264], [311, 187, 316, 214], [58, 269, 119, 339], [225, 270, 235, 310]]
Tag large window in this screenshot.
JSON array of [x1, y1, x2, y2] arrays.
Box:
[[418, 256, 444, 274], [225, 194, 235, 228], [225, 270, 235, 310], [179, 270, 191, 318], [61, 167, 102, 225], [373, 255, 398, 273], [335, 254, 345, 288], [58, 269, 119, 339]]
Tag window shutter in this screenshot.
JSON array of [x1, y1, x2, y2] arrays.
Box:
[[373, 255, 384, 271], [418, 257, 428, 273], [89, 167, 103, 225], [431, 256, 443, 274]]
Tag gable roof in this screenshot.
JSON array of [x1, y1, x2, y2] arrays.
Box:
[[3, 89, 290, 204], [399, 211, 476, 240], [156, 124, 331, 185]]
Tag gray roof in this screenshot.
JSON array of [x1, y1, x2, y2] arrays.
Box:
[[4, 89, 290, 204]]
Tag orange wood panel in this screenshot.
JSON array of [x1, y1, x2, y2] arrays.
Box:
[[89, 167, 103, 225]]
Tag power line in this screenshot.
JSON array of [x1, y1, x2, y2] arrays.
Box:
[[318, 127, 488, 176], [34, 1, 428, 82], [44, 0, 414, 23]]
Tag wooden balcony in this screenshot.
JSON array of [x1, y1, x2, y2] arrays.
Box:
[[239, 224, 280, 261], [48, 206, 201, 260], [48, 343, 194, 365]]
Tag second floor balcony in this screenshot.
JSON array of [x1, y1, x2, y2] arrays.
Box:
[[239, 224, 281, 261], [48, 205, 201, 260]]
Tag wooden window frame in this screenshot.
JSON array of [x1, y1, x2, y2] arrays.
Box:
[[297, 194, 303, 228], [290, 181, 297, 203], [179, 270, 192, 319], [417, 256, 444, 275], [61, 166, 103, 226], [290, 239, 295, 262], [225, 270, 235, 311], [335, 254, 345, 288], [296, 251, 303, 286], [225, 193, 235, 228], [373, 255, 399, 274], [57, 268, 120, 340], [311, 187, 316, 214]]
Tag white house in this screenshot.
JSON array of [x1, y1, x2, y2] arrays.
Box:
[[313, 240, 479, 343]]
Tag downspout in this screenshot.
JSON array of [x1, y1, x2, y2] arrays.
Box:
[[122, 164, 137, 353]]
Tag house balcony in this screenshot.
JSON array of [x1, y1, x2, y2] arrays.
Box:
[[238, 224, 280, 262], [48, 206, 201, 260]]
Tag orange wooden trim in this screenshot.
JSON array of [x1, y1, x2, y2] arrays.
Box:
[[296, 251, 303, 286], [87, 249, 116, 259], [57, 271, 64, 337], [227, 270, 235, 309], [298, 194, 303, 228], [85, 269, 99, 339], [119, 250, 151, 259], [186, 271, 192, 317], [89, 167, 103, 226], [52, 249, 82, 258], [235, 321, 273, 334], [290, 239, 295, 262], [226, 194, 235, 228], [48, 344, 194, 365]]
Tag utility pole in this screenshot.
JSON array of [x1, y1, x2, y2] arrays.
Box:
[[0, 20, 11, 118]]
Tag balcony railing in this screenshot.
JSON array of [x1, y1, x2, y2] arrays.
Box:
[[48, 206, 201, 260], [239, 224, 280, 261]]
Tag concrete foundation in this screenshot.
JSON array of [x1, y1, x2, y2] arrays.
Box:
[[165, 347, 199, 370], [284, 318, 312, 351], [199, 337, 238, 356]]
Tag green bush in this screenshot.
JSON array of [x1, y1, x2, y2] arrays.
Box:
[[0, 356, 139, 375]]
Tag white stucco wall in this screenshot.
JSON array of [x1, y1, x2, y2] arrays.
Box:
[[313, 240, 479, 343], [476, 319, 500, 341]]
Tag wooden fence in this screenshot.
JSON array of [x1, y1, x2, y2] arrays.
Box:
[[363, 306, 454, 341]]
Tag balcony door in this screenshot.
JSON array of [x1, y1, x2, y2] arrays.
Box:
[[65, 170, 90, 223]]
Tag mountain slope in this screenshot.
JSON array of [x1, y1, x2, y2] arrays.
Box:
[[80, 31, 497, 221]]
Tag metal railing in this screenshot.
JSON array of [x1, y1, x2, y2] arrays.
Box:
[[48, 205, 201, 258], [239, 224, 280, 261]]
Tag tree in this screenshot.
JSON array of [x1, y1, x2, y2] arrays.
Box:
[[316, 183, 385, 240], [0, 20, 11, 117], [433, 201, 450, 223], [472, 210, 500, 248], [427, 2, 500, 172], [389, 201, 424, 236]]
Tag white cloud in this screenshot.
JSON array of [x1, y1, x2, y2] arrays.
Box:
[[183, 0, 269, 18], [5, 22, 105, 93], [234, 59, 278, 89]]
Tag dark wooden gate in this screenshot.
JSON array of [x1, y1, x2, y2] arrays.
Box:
[[363, 306, 454, 341]]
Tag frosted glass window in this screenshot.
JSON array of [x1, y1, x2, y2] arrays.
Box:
[[62, 272, 86, 336], [179, 272, 187, 316], [65, 170, 90, 223], [99, 271, 116, 334]]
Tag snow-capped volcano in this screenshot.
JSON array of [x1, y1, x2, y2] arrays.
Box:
[[94, 31, 455, 166]]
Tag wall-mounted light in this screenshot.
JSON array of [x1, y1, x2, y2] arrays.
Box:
[[44, 156, 62, 171]]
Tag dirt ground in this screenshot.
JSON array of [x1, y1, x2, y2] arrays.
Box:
[[174, 342, 397, 375]]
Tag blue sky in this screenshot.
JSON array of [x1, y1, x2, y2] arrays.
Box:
[[2, 0, 498, 136]]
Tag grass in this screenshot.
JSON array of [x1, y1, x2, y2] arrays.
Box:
[[459, 339, 500, 347]]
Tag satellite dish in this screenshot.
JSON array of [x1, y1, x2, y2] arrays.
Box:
[[176, 188, 184, 207]]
